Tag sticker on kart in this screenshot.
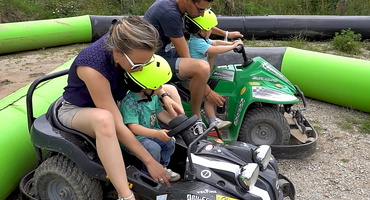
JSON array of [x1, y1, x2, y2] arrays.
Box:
[[216, 194, 239, 200], [187, 194, 210, 200]]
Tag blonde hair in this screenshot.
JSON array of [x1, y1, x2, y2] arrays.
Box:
[[106, 16, 161, 53]]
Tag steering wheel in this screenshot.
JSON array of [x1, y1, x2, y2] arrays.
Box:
[[167, 114, 198, 137]]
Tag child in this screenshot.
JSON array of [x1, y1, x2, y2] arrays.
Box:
[[119, 55, 181, 182], [185, 9, 243, 129]]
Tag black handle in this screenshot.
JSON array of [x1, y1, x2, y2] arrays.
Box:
[[233, 44, 244, 53]]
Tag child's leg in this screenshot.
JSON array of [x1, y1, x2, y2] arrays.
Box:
[[205, 56, 218, 124], [208, 54, 216, 71], [139, 138, 161, 172], [150, 137, 175, 167], [203, 101, 216, 120], [204, 101, 232, 129], [204, 100, 216, 123], [151, 137, 180, 182]]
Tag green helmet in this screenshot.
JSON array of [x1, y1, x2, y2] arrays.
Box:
[[124, 55, 172, 93], [185, 9, 218, 33]]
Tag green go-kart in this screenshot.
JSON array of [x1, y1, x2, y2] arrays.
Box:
[[174, 42, 317, 159]]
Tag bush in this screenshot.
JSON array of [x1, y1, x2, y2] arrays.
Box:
[[331, 28, 362, 54]]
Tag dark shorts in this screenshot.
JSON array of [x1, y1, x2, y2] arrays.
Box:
[[159, 48, 185, 82]]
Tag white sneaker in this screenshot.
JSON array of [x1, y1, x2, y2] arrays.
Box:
[[164, 167, 181, 182], [190, 120, 206, 136], [209, 118, 232, 129]]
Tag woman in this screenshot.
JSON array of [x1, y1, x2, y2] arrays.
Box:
[[58, 16, 183, 200]]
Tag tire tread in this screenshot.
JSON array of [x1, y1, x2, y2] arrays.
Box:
[[34, 154, 103, 200]]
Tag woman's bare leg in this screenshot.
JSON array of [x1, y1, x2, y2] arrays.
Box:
[[72, 108, 133, 198]]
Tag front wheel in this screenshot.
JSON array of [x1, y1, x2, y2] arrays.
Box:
[[34, 154, 103, 200], [238, 107, 290, 145]]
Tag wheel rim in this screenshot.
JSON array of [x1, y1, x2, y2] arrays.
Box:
[[47, 179, 76, 200], [250, 123, 276, 144]]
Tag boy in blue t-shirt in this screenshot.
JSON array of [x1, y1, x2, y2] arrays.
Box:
[[185, 9, 243, 129]]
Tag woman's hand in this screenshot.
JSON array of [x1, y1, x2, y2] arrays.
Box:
[[146, 159, 170, 185], [205, 89, 225, 107]]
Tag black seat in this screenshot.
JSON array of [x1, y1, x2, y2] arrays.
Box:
[[43, 97, 160, 171], [45, 97, 97, 148], [30, 96, 107, 180]]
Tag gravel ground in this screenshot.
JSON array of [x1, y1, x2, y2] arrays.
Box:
[[1, 44, 370, 200], [279, 98, 370, 200]]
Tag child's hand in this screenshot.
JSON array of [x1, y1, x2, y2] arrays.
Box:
[[156, 129, 171, 141], [232, 40, 243, 47]]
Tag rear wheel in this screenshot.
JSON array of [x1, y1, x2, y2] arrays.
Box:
[[34, 154, 103, 200], [238, 107, 290, 145]]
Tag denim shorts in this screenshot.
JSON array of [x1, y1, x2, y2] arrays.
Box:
[[57, 100, 82, 128]]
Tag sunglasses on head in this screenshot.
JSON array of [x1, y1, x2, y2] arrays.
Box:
[[123, 53, 156, 70]]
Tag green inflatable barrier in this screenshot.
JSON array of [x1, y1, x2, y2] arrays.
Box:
[[0, 15, 92, 55], [0, 58, 73, 200], [281, 47, 370, 113]]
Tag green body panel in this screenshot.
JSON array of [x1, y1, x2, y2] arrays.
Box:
[[186, 57, 298, 142], [281, 47, 370, 113], [0, 59, 73, 200], [0, 15, 92, 55]]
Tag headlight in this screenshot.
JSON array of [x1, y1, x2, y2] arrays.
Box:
[[237, 163, 259, 191], [254, 145, 272, 171]]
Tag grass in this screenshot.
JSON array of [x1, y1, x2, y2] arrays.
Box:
[[364, 40, 370, 51], [2, 0, 370, 23], [336, 113, 370, 134], [313, 125, 323, 135], [360, 123, 370, 134], [281, 35, 308, 49]]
